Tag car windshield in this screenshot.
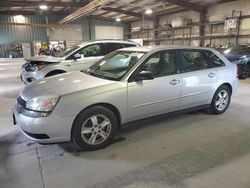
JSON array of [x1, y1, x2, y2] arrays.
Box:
[[86, 51, 146, 81], [223, 45, 250, 55], [55, 45, 81, 57]]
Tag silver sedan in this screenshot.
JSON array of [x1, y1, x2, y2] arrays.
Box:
[[13, 46, 238, 150]]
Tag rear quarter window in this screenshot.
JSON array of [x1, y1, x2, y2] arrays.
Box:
[[205, 50, 225, 67]]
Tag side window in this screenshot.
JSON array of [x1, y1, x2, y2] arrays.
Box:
[[140, 50, 177, 78], [80, 43, 105, 57], [205, 50, 225, 67], [179, 50, 210, 73], [124, 43, 137, 48], [105, 43, 124, 54]]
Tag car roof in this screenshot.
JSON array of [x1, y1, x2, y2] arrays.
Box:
[[78, 39, 139, 47], [117, 45, 214, 53]]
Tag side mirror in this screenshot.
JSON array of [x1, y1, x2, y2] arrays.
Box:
[[74, 53, 81, 60], [134, 71, 154, 81]]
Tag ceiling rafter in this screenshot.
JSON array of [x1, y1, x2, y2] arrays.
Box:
[[165, 0, 203, 12], [0, 1, 88, 8], [58, 0, 111, 24], [100, 7, 154, 20]]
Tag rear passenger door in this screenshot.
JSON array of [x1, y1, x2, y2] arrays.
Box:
[[178, 49, 218, 109]]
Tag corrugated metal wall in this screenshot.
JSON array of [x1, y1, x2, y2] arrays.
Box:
[[0, 15, 47, 43], [0, 15, 47, 57], [0, 14, 130, 57]]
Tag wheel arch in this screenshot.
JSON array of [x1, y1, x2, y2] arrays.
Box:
[[221, 83, 232, 95], [70, 103, 122, 140], [45, 69, 66, 77]]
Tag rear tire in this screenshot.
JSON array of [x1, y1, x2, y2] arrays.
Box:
[[208, 85, 231, 114], [72, 106, 118, 151]]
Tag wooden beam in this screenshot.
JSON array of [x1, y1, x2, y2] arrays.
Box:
[[0, 1, 89, 8], [207, 0, 237, 7], [0, 11, 72, 15], [155, 7, 189, 16], [58, 0, 110, 24], [0, 21, 62, 28], [199, 8, 207, 47], [154, 16, 160, 45], [165, 0, 203, 12], [101, 7, 154, 20]]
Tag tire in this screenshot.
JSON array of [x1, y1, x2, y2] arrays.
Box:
[[239, 65, 250, 79], [72, 106, 118, 150], [208, 85, 231, 114]]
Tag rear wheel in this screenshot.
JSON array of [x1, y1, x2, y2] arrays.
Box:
[[208, 85, 231, 114], [72, 106, 118, 150], [239, 65, 250, 79]]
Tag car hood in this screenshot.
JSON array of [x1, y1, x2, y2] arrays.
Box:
[[27, 55, 64, 63], [20, 71, 116, 101]]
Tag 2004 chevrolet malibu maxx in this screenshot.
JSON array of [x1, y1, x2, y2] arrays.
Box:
[[13, 46, 238, 150]]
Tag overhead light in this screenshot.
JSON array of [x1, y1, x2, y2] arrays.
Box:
[[145, 9, 153, 14], [116, 18, 121, 22], [39, 5, 48, 10], [14, 15, 25, 23]]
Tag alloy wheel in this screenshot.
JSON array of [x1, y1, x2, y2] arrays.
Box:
[[80, 114, 112, 145], [215, 90, 229, 111], [241, 66, 250, 79]]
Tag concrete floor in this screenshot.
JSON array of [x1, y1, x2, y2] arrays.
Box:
[[1, 58, 250, 188]]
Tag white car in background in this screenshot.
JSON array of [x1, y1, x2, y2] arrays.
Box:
[[13, 46, 238, 150], [21, 40, 139, 84]]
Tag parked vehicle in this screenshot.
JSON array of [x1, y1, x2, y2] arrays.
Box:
[[223, 44, 250, 79], [13, 46, 238, 150], [21, 40, 139, 84]]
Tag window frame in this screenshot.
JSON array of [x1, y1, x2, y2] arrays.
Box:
[[128, 50, 179, 82], [66, 43, 105, 60], [203, 50, 226, 68], [177, 49, 214, 73]]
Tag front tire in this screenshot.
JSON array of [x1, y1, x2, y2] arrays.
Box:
[[208, 85, 231, 114], [72, 106, 118, 150], [239, 65, 250, 79]]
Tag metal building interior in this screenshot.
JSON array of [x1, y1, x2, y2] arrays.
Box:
[[0, 0, 250, 188]]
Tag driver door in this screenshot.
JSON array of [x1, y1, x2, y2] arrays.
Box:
[[127, 50, 182, 121]]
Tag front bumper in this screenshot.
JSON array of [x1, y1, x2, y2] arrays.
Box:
[[12, 106, 74, 144], [20, 67, 45, 85], [21, 68, 38, 85]]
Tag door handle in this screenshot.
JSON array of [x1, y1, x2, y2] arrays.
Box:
[[65, 64, 71, 67], [169, 79, 180, 85], [208, 72, 216, 78]]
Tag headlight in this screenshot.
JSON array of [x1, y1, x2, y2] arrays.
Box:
[[34, 64, 46, 71], [231, 60, 241, 64], [26, 96, 60, 112]]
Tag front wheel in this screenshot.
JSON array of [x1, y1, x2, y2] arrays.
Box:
[[72, 106, 118, 150], [239, 65, 250, 79], [208, 85, 231, 114]]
